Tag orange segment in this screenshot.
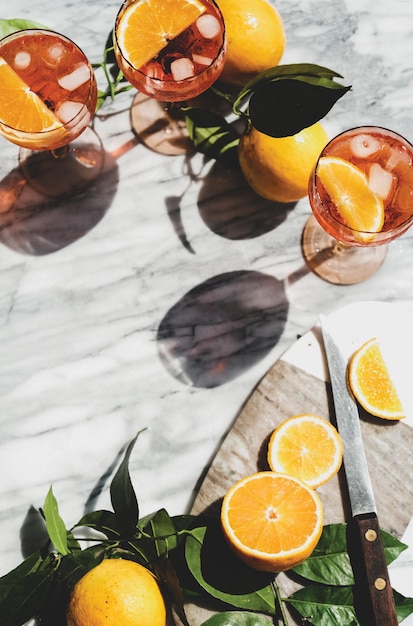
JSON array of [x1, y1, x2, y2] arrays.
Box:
[[317, 156, 385, 242], [348, 337, 405, 420], [220, 472, 323, 572], [116, 0, 207, 70], [267, 414, 343, 488], [0, 57, 61, 133]]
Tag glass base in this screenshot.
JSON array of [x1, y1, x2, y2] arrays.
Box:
[[302, 215, 388, 285], [19, 127, 104, 198], [130, 91, 194, 156]]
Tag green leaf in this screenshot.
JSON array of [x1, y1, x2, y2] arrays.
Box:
[[43, 486, 69, 556], [292, 524, 408, 587], [393, 589, 413, 622], [185, 108, 240, 168], [201, 611, 273, 625], [184, 524, 275, 614], [110, 431, 143, 536], [230, 63, 351, 138], [0, 18, 49, 38], [287, 584, 360, 626], [74, 509, 123, 539], [0, 570, 54, 626], [248, 79, 350, 137], [234, 63, 347, 109], [141, 508, 178, 556]]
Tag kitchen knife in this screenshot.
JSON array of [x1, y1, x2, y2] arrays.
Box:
[[320, 315, 398, 626]]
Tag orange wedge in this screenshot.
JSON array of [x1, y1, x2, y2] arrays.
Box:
[[317, 156, 385, 242], [220, 471, 323, 572], [348, 337, 405, 420], [267, 414, 343, 488], [116, 0, 207, 70], [0, 57, 61, 133]]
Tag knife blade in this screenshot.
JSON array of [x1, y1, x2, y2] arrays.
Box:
[[320, 315, 398, 626]]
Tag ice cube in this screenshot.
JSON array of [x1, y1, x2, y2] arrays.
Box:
[[196, 14, 221, 39], [14, 51, 31, 70], [350, 134, 381, 158], [58, 63, 90, 91], [395, 184, 413, 214], [171, 57, 194, 81], [368, 163, 394, 199], [386, 145, 412, 174], [55, 100, 84, 123], [46, 43, 65, 64], [193, 53, 213, 66]]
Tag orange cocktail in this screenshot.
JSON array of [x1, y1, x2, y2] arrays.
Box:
[[309, 126, 413, 246], [114, 0, 226, 102], [303, 126, 413, 284], [0, 29, 97, 150]]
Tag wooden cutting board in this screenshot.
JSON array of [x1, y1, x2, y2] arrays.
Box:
[[187, 358, 413, 625]]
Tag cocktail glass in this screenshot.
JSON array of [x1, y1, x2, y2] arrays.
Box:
[[0, 29, 104, 197], [302, 126, 413, 284], [113, 0, 226, 155]]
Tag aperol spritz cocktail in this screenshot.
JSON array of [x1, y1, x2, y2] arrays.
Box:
[[0, 29, 103, 196], [113, 0, 226, 154], [302, 126, 413, 284]]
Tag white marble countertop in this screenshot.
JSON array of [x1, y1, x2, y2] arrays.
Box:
[[1, 0, 413, 618]]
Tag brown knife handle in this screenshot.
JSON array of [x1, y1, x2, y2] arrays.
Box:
[[353, 513, 398, 626]]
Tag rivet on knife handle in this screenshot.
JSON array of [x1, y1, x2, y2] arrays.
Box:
[[354, 513, 398, 626]]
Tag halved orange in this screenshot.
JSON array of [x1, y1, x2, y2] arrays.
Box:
[[267, 414, 343, 488], [0, 57, 61, 133], [317, 156, 385, 242], [116, 0, 207, 70], [348, 337, 405, 420], [220, 471, 323, 572]]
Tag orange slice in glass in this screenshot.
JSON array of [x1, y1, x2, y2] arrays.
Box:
[[317, 156, 385, 242], [267, 414, 343, 488], [348, 337, 405, 420], [116, 0, 207, 70], [0, 57, 61, 133], [220, 471, 323, 572]]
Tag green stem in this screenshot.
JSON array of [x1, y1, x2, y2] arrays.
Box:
[[271, 578, 289, 626]]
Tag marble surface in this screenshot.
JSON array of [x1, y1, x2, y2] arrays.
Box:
[[1, 0, 413, 620]]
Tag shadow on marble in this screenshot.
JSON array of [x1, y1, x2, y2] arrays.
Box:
[[157, 270, 289, 387], [197, 160, 296, 240], [0, 152, 119, 256]]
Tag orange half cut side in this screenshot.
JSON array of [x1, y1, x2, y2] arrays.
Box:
[[220, 471, 323, 572]]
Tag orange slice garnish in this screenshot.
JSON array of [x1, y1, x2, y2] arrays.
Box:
[[0, 56, 61, 133], [116, 0, 207, 70], [317, 156, 385, 242]]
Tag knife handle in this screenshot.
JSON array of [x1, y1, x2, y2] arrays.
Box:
[[353, 513, 398, 626]]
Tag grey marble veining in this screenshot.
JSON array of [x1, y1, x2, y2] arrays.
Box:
[[1, 0, 413, 617]]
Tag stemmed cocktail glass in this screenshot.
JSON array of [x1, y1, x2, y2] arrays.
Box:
[[113, 0, 226, 155], [302, 126, 413, 284], [0, 28, 104, 197]]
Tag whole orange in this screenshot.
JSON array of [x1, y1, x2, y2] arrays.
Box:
[[217, 0, 286, 86], [239, 122, 329, 203], [66, 558, 167, 626]]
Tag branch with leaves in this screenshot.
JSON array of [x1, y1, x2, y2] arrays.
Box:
[[0, 431, 412, 626], [185, 63, 351, 169]]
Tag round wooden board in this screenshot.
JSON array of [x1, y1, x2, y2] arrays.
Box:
[[187, 358, 413, 624]]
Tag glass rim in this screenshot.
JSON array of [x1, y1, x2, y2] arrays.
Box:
[[311, 125, 413, 238], [0, 28, 97, 134]]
